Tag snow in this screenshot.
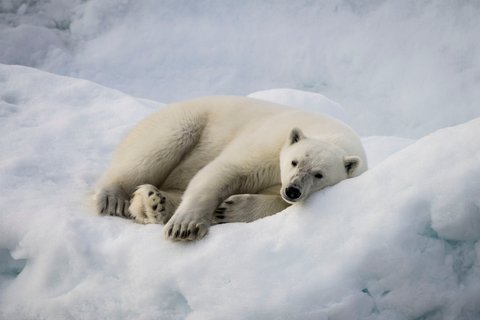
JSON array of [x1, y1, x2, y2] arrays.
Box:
[[1, 1, 480, 319], [1, 64, 479, 319]]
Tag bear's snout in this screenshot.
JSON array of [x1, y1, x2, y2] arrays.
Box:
[[285, 186, 302, 201]]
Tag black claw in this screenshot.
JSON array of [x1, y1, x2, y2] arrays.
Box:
[[174, 230, 180, 238], [186, 230, 191, 237], [216, 215, 225, 219], [224, 200, 234, 205], [148, 191, 154, 197], [181, 230, 186, 238], [168, 228, 173, 237], [192, 227, 199, 236], [104, 197, 109, 213]]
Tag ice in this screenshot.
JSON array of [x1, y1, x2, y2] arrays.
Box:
[[0, 64, 479, 319]]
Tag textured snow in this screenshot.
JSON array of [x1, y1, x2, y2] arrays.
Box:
[[1, 1, 480, 319], [1, 65, 479, 319]]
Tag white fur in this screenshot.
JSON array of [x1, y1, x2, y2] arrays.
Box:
[[95, 96, 367, 241]]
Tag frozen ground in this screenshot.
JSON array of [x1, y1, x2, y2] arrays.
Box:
[[1, 65, 479, 320], [1, 1, 480, 319]]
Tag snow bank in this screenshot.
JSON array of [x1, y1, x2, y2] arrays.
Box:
[[1, 1, 480, 137], [1, 64, 479, 319]]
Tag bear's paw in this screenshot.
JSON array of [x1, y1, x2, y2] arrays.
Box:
[[129, 184, 170, 224]]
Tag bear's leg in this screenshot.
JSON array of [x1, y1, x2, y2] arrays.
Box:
[[96, 115, 206, 217], [163, 159, 280, 241], [163, 161, 243, 241], [213, 186, 290, 223], [214, 195, 289, 223], [128, 184, 182, 225]]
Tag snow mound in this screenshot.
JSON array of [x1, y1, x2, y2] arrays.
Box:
[[0, 64, 479, 319]]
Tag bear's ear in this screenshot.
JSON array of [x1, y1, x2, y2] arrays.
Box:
[[344, 156, 361, 177], [289, 128, 306, 145]]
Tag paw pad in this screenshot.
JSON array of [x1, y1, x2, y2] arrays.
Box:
[[129, 184, 170, 224]]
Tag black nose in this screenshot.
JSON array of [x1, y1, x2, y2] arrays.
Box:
[[285, 186, 302, 200]]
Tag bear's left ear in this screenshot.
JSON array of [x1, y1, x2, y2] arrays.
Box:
[[288, 128, 306, 145], [344, 156, 361, 177]]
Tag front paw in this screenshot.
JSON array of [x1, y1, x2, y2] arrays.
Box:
[[129, 185, 172, 224], [214, 194, 254, 224], [164, 213, 210, 241]]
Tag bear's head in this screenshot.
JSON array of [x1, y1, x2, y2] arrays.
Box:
[[279, 128, 362, 203]]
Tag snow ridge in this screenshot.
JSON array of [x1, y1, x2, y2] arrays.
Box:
[[0, 65, 479, 319]]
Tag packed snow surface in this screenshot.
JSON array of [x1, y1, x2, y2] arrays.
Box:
[[1, 1, 480, 319], [0, 65, 479, 320]]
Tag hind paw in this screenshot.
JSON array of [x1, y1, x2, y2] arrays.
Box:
[[129, 184, 172, 224], [96, 186, 131, 218]]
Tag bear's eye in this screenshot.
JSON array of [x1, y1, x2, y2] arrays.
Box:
[[291, 160, 298, 167], [314, 173, 323, 179]]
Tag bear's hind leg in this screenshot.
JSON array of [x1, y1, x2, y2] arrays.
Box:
[[96, 186, 131, 218], [95, 111, 206, 217], [129, 184, 182, 224]]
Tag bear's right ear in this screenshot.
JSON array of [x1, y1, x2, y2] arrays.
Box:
[[344, 155, 361, 177], [289, 128, 305, 145]]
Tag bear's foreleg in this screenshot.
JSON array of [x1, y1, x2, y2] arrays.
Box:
[[163, 162, 244, 241], [213, 186, 290, 223], [163, 158, 279, 241]]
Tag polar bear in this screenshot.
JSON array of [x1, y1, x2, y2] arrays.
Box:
[[95, 96, 367, 241]]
